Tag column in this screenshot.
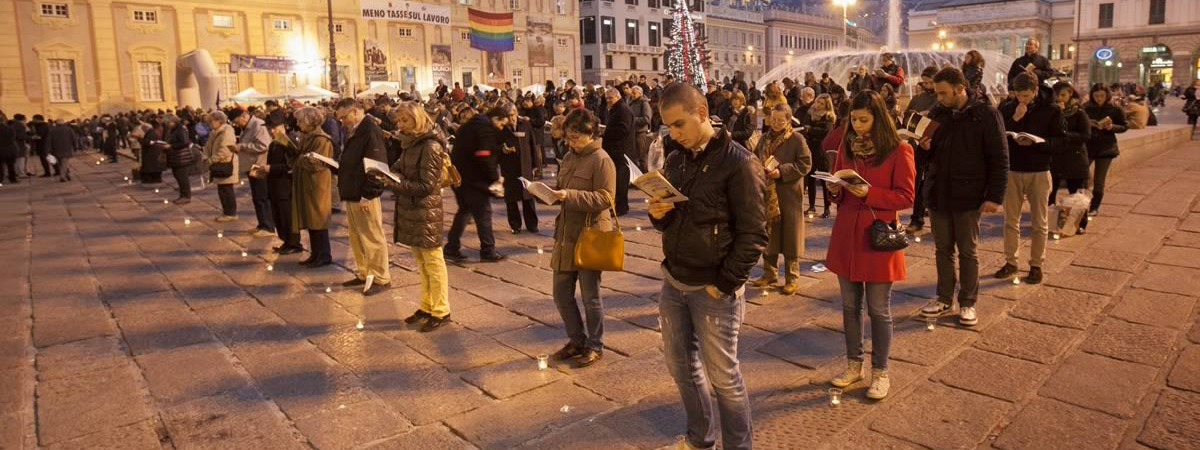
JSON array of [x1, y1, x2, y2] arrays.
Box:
[[88, 0, 122, 107], [0, 0, 30, 112], [174, 5, 198, 51], [245, 10, 270, 92]]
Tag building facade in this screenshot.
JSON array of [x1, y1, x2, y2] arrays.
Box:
[[705, 2, 766, 83], [908, 0, 1076, 74], [578, 0, 683, 85], [764, 6, 881, 75], [1074, 0, 1200, 88], [0, 0, 581, 118]]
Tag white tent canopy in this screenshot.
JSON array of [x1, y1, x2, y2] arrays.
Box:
[[228, 87, 273, 103], [356, 82, 400, 99], [521, 84, 545, 95], [283, 84, 338, 100]]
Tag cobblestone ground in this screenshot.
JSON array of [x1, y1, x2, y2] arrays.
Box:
[[2, 139, 1199, 450]]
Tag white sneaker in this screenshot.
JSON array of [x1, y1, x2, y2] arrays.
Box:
[[920, 299, 954, 317], [831, 359, 865, 388], [866, 368, 890, 400], [959, 306, 978, 326]]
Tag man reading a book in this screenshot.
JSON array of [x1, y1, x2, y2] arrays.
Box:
[[649, 82, 766, 450], [994, 72, 1064, 285]]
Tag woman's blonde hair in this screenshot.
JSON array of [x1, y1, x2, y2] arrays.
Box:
[[811, 94, 837, 122], [294, 106, 324, 131], [392, 101, 433, 134]]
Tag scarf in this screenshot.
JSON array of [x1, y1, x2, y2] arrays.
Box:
[[1061, 98, 1081, 117], [850, 132, 876, 160], [760, 126, 792, 223]]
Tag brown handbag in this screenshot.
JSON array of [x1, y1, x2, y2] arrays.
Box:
[[574, 192, 625, 271]]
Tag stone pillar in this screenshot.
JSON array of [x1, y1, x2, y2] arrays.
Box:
[[0, 0, 30, 112], [244, 10, 270, 92], [88, 0, 123, 109]]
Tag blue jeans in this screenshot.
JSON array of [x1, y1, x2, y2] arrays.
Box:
[[659, 282, 753, 450], [838, 276, 893, 369], [552, 270, 603, 351]]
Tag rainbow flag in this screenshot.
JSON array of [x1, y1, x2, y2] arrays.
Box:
[[468, 8, 514, 52]]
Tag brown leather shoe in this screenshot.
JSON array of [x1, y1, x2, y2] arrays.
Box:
[[750, 275, 777, 288], [781, 280, 800, 295], [552, 343, 582, 360], [575, 348, 603, 368]]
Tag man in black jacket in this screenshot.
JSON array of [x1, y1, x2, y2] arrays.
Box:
[[334, 98, 391, 296], [603, 87, 635, 215], [995, 73, 1064, 285], [920, 68, 1008, 327], [1007, 38, 1055, 97], [904, 66, 941, 233], [445, 106, 508, 262], [648, 82, 766, 450]]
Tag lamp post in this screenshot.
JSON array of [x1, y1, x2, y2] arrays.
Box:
[[833, 0, 856, 49], [326, 0, 338, 94]]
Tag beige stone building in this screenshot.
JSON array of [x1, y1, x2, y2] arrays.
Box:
[[0, 0, 581, 118], [764, 6, 881, 74], [908, 0, 1076, 75], [705, 2, 767, 83], [1074, 0, 1200, 88]]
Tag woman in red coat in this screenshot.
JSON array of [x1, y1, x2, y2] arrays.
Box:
[[824, 90, 915, 401]]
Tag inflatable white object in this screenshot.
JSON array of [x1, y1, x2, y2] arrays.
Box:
[[177, 49, 221, 110]]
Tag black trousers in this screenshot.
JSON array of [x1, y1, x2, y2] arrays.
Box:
[[446, 187, 496, 255], [614, 158, 630, 216], [307, 229, 332, 263], [910, 162, 929, 225], [270, 198, 302, 248], [56, 157, 70, 180], [39, 152, 53, 176], [248, 177, 275, 231], [217, 184, 236, 216], [506, 198, 539, 232], [1, 158, 17, 183], [171, 167, 191, 199]]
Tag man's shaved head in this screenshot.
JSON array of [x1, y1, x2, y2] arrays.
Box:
[[658, 82, 709, 116]]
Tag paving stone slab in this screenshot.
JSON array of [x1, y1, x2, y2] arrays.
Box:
[[869, 382, 1009, 450], [1008, 286, 1111, 330], [742, 350, 813, 400], [42, 418, 164, 450], [492, 323, 570, 358], [744, 296, 840, 334], [310, 329, 435, 381], [512, 417, 641, 450], [1109, 289, 1198, 330], [293, 399, 413, 450], [237, 346, 374, 420], [193, 299, 308, 357], [366, 365, 492, 425], [35, 335, 128, 381], [460, 356, 566, 399], [1137, 388, 1200, 450], [758, 325, 845, 369], [32, 302, 118, 348], [573, 350, 674, 404], [360, 425, 480, 450], [1167, 346, 1200, 394], [593, 391, 686, 450], [395, 324, 527, 373], [1132, 264, 1200, 296], [444, 380, 616, 450], [1081, 318, 1179, 367], [994, 398, 1127, 450], [974, 318, 1080, 364], [1040, 352, 1158, 419], [1165, 231, 1200, 248], [135, 342, 253, 406], [160, 389, 309, 450], [603, 294, 661, 331], [450, 300, 535, 336], [1149, 245, 1200, 269], [821, 428, 930, 450], [931, 348, 1051, 402], [887, 318, 977, 366], [35, 364, 154, 446], [1044, 265, 1133, 296], [601, 317, 664, 357], [115, 303, 216, 356]]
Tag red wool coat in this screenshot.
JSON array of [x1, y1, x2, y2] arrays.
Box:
[[824, 141, 916, 282]]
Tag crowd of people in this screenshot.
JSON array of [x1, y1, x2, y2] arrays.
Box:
[[1, 39, 1197, 449]]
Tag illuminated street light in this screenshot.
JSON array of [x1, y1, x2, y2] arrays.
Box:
[[832, 0, 856, 48]]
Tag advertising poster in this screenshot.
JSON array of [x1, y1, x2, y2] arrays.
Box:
[[431, 44, 452, 85], [485, 51, 505, 85], [527, 17, 554, 67], [364, 38, 389, 82]]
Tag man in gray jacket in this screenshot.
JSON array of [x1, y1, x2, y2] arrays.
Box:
[[230, 109, 274, 237], [46, 119, 78, 182], [629, 86, 654, 170]]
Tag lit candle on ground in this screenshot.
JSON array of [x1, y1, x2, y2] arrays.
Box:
[[266, 264, 274, 271], [356, 320, 365, 329], [154, 189, 159, 193], [241, 251, 248, 257], [537, 246, 544, 255], [829, 388, 842, 406], [217, 231, 224, 238], [537, 354, 549, 370], [123, 176, 129, 181], [926, 318, 936, 331], [636, 226, 642, 231], [914, 236, 922, 243], [1012, 277, 1021, 285], [163, 199, 169, 204], [325, 286, 332, 293], [184, 218, 191, 225]]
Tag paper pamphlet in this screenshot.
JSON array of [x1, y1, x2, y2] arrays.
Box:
[[632, 170, 688, 203], [519, 177, 561, 205], [898, 111, 940, 141], [363, 158, 401, 185], [1005, 131, 1046, 144], [626, 154, 644, 180], [306, 152, 340, 169], [764, 155, 781, 172], [811, 169, 870, 186]]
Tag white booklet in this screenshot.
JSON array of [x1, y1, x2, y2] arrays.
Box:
[[519, 177, 561, 205], [764, 155, 781, 172], [811, 169, 870, 186], [626, 154, 644, 180], [363, 158, 401, 185], [632, 170, 688, 203], [1005, 131, 1046, 144], [305, 152, 340, 169]]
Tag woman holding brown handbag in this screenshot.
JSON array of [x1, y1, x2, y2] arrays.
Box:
[[546, 108, 617, 368]]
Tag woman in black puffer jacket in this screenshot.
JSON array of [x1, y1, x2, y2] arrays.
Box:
[[1083, 83, 1127, 216], [1049, 82, 1092, 230], [373, 102, 451, 332]]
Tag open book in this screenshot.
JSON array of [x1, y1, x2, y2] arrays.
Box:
[[898, 111, 940, 141], [632, 170, 688, 203], [519, 177, 561, 205], [363, 158, 401, 185], [305, 152, 340, 169], [1005, 131, 1046, 144], [764, 155, 781, 172], [811, 169, 870, 187]]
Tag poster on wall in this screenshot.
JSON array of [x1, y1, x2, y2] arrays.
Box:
[[431, 44, 452, 85], [527, 18, 554, 67], [230, 55, 296, 73], [364, 38, 389, 82], [485, 51, 505, 86]]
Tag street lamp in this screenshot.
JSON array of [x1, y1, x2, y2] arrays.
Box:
[[833, 0, 856, 49], [327, 0, 338, 94]]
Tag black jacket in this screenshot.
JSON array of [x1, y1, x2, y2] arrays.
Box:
[[998, 97, 1064, 172], [1007, 53, 1055, 90], [164, 125, 192, 169], [727, 106, 756, 150], [651, 129, 767, 295], [602, 99, 635, 161], [925, 92, 1009, 211], [1051, 104, 1092, 180], [266, 141, 293, 201], [1083, 101, 1127, 160], [337, 116, 388, 201], [451, 115, 501, 192]]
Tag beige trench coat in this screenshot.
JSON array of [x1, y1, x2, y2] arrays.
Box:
[[754, 131, 812, 260], [550, 139, 618, 272], [204, 124, 238, 185], [289, 130, 333, 231]]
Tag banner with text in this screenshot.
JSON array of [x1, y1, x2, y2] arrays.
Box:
[[360, 0, 451, 25], [431, 44, 452, 84], [230, 55, 297, 73]]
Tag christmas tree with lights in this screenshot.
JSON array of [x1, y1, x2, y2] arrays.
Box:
[[665, 0, 707, 88]]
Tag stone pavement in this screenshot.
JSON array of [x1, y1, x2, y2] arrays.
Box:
[[2, 140, 1199, 450]]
